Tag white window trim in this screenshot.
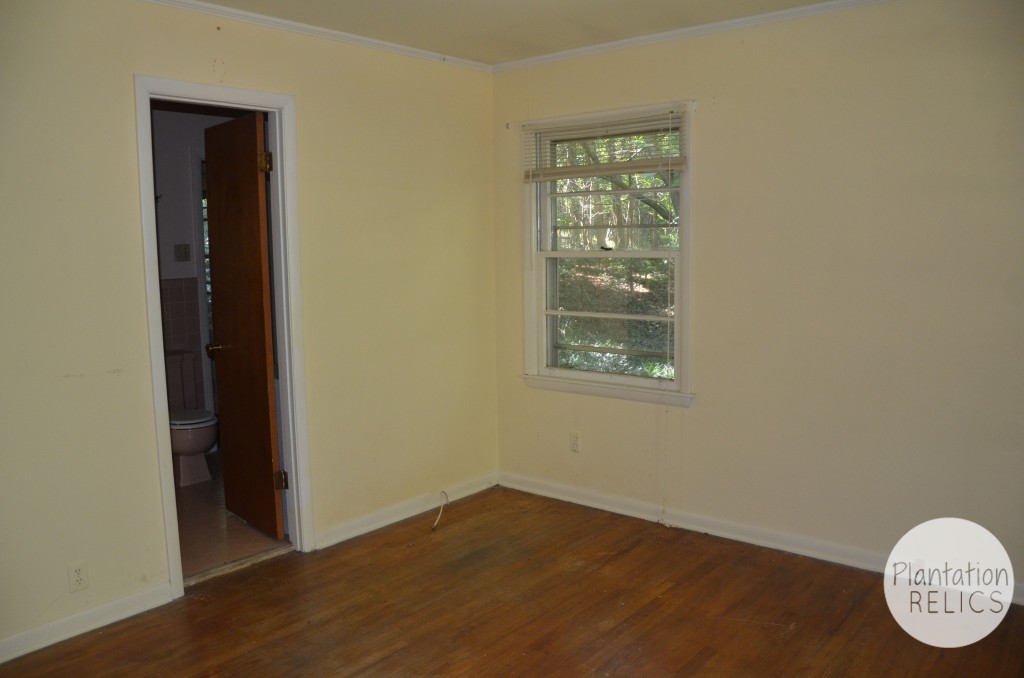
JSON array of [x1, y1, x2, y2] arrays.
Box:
[[521, 102, 695, 407]]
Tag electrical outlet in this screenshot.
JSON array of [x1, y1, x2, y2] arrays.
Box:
[[67, 561, 89, 592], [570, 431, 581, 453]]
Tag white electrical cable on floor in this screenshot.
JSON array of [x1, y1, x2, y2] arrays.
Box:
[[431, 490, 450, 531]]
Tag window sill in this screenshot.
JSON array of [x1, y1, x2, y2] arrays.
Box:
[[522, 374, 695, 408]]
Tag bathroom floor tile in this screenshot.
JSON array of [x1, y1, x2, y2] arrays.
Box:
[[174, 453, 288, 580]]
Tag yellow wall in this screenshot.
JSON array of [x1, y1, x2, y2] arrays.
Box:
[[0, 0, 496, 641], [2, 0, 1022, 653], [494, 0, 1024, 572]]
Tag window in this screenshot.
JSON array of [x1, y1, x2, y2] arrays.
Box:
[[522, 104, 694, 407]]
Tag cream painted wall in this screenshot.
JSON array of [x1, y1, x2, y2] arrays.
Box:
[[0, 0, 496, 643], [493, 0, 1024, 572], [2, 0, 1021, 658]]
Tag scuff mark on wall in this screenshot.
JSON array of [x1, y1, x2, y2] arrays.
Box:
[[59, 368, 125, 379]]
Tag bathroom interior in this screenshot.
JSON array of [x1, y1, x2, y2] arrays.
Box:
[[152, 101, 291, 583]]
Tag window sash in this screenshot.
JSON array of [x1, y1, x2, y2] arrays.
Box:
[[539, 250, 677, 259], [543, 252, 678, 379]]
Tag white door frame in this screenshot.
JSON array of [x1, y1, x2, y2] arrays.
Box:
[[134, 75, 315, 599]]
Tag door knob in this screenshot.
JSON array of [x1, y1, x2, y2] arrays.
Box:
[[205, 343, 225, 359]]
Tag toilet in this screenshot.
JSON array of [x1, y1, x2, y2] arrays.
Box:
[[164, 350, 217, 487], [170, 409, 218, 486]]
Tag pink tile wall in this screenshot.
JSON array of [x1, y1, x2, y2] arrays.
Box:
[[160, 277, 205, 409]]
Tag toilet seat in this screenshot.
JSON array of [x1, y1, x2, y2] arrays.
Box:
[[169, 409, 217, 430]]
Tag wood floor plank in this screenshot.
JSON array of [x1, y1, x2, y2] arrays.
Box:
[[4, 487, 1022, 676]]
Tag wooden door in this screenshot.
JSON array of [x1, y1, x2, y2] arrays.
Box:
[[204, 112, 284, 540]]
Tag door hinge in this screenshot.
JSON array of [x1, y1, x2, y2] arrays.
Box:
[[274, 469, 289, 490], [258, 151, 273, 173]]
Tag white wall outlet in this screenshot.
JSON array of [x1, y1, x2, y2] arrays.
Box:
[[570, 431, 581, 453], [67, 561, 89, 592]]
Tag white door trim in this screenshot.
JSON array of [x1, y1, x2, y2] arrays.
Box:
[[134, 75, 315, 600]]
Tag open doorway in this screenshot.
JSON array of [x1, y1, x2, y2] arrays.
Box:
[[135, 76, 313, 599], [151, 101, 291, 582]]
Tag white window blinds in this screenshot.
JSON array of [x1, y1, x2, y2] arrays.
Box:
[[523, 106, 685, 184]]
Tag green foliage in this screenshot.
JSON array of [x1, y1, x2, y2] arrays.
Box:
[[545, 131, 680, 380]]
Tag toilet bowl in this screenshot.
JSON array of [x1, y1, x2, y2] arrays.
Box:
[[170, 409, 218, 486]]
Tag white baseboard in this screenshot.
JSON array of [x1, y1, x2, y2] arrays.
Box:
[[0, 584, 173, 665], [496, 471, 1024, 606], [315, 472, 498, 550], [2, 473, 498, 665]]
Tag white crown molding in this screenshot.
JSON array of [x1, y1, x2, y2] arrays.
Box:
[[139, 0, 494, 72], [493, 0, 893, 71], [142, 0, 891, 74]]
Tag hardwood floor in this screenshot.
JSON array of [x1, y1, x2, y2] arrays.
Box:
[[6, 487, 1023, 676]]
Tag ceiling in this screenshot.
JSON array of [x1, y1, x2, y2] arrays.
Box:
[[189, 0, 840, 66]]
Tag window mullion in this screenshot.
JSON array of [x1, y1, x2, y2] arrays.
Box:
[[544, 309, 673, 322], [539, 250, 679, 260]]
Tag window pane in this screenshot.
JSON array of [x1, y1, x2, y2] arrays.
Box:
[[552, 315, 674, 379], [553, 131, 680, 173], [552, 173, 679, 251], [550, 258, 674, 317]]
